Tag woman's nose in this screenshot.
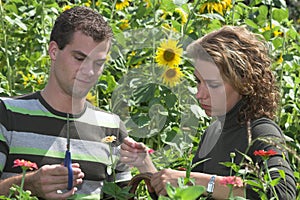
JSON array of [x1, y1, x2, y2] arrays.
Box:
[[195, 84, 209, 100]]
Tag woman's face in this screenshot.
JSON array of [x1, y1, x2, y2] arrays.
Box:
[[194, 59, 242, 117]]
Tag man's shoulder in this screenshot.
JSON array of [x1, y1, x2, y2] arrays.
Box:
[[0, 92, 41, 107], [1, 92, 39, 101], [85, 101, 120, 118]]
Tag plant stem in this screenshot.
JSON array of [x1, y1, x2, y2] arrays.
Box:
[[264, 160, 279, 199], [109, 145, 116, 182], [20, 169, 26, 199], [231, 0, 236, 25], [0, 0, 12, 95], [180, 0, 201, 43], [110, 0, 117, 21]]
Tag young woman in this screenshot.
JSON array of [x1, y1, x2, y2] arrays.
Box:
[[120, 26, 296, 199]]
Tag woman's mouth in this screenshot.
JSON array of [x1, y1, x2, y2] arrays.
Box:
[[200, 104, 211, 110]]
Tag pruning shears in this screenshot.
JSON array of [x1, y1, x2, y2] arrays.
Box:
[[64, 113, 73, 190]]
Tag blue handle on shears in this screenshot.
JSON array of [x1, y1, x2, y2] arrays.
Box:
[[64, 150, 73, 190]]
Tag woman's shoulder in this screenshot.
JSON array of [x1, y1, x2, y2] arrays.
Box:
[[250, 117, 283, 138]]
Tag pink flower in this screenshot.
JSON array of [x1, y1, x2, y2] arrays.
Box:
[[13, 159, 38, 171], [254, 149, 277, 159], [220, 176, 243, 187], [147, 148, 155, 154]]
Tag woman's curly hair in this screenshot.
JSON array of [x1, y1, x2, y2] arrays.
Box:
[[187, 26, 280, 122]]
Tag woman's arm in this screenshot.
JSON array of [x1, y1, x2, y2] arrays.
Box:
[[150, 169, 245, 199]]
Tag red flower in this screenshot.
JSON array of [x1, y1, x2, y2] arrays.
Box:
[[13, 159, 38, 171], [220, 176, 243, 187], [177, 167, 186, 171], [147, 148, 155, 154], [254, 149, 277, 158]]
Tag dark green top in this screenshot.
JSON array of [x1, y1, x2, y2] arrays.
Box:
[[192, 100, 296, 199]]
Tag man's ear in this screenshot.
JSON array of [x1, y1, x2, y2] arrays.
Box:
[[48, 41, 59, 60]]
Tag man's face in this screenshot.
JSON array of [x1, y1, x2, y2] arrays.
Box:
[[49, 31, 110, 99]]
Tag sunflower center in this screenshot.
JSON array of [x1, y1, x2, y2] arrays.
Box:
[[163, 49, 175, 61], [165, 68, 176, 78]]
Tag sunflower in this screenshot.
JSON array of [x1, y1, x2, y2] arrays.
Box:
[[119, 19, 130, 30], [161, 66, 183, 87], [260, 24, 283, 37], [86, 91, 97, 106], [143, 0, 151, 8], [155, 39, 183, 68], [62, 5, 71, 12], [199, 0, 232, 16], [175, 8, 188, 24], [115, 0, 131, 11], [276, 54, 283, 64]]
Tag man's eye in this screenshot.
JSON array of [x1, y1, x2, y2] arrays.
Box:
[[94, 61, 104, 68], [75, 56, 85, 61]]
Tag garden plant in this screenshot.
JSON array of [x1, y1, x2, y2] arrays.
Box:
[[0, 0, 299, 199]]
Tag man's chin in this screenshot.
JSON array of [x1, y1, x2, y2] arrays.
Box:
[[71, 90, 90, 100]]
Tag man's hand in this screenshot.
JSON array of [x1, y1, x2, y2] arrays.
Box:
[[120, 137, 157, 173], [120, 137, 148, 167], [26, 163, 84, 200]]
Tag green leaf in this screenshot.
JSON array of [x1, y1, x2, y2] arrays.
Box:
[[160, 0, 177, 12], [176, 186, 205, 200], [249, 0, 263, 6], [278, 169, 286, 179], [99, 74, 117, 94], [165, 182, 176, 197], [272, 8, 288, 22], [136, 3, 147, 19], [257, 5, 268, 21], [165, 93, 177, 108], [244, 19, 259, 29], [133, 83, 156, 103], [272, 37, 283, 49], [245, 180, 262, 188], [270, 177, 281, 187]]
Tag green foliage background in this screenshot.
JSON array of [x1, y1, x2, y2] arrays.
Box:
[[0, 0, 299, 198]]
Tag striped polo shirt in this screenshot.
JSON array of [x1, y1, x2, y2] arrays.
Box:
[[0, 92, 131, 199]]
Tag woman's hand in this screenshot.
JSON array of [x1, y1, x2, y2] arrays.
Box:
[[151, 169, 186, 196]]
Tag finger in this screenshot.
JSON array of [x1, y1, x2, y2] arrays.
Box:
[[120, 156, 137, 164], [134, 142, 147, 150], [71, 163, 81, 168], [45, 187, 77, 200], [123, 137, 136, 147], [41, 165, 69, 176], [121, 142, 135, 152]]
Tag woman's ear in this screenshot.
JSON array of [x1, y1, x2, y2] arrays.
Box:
[[48, 41, 59, 61]]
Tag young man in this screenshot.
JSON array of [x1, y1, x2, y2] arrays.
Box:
[[0, 6, 131, 199]]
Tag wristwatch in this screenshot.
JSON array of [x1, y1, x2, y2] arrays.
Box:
[[206, 175, 216, 198]]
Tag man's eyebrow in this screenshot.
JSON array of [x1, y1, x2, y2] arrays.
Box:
[[71, 50, 107, 62], [72, 50, 87, 57]]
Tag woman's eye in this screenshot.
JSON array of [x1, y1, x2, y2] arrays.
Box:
[[209, 84, 220, 88]]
